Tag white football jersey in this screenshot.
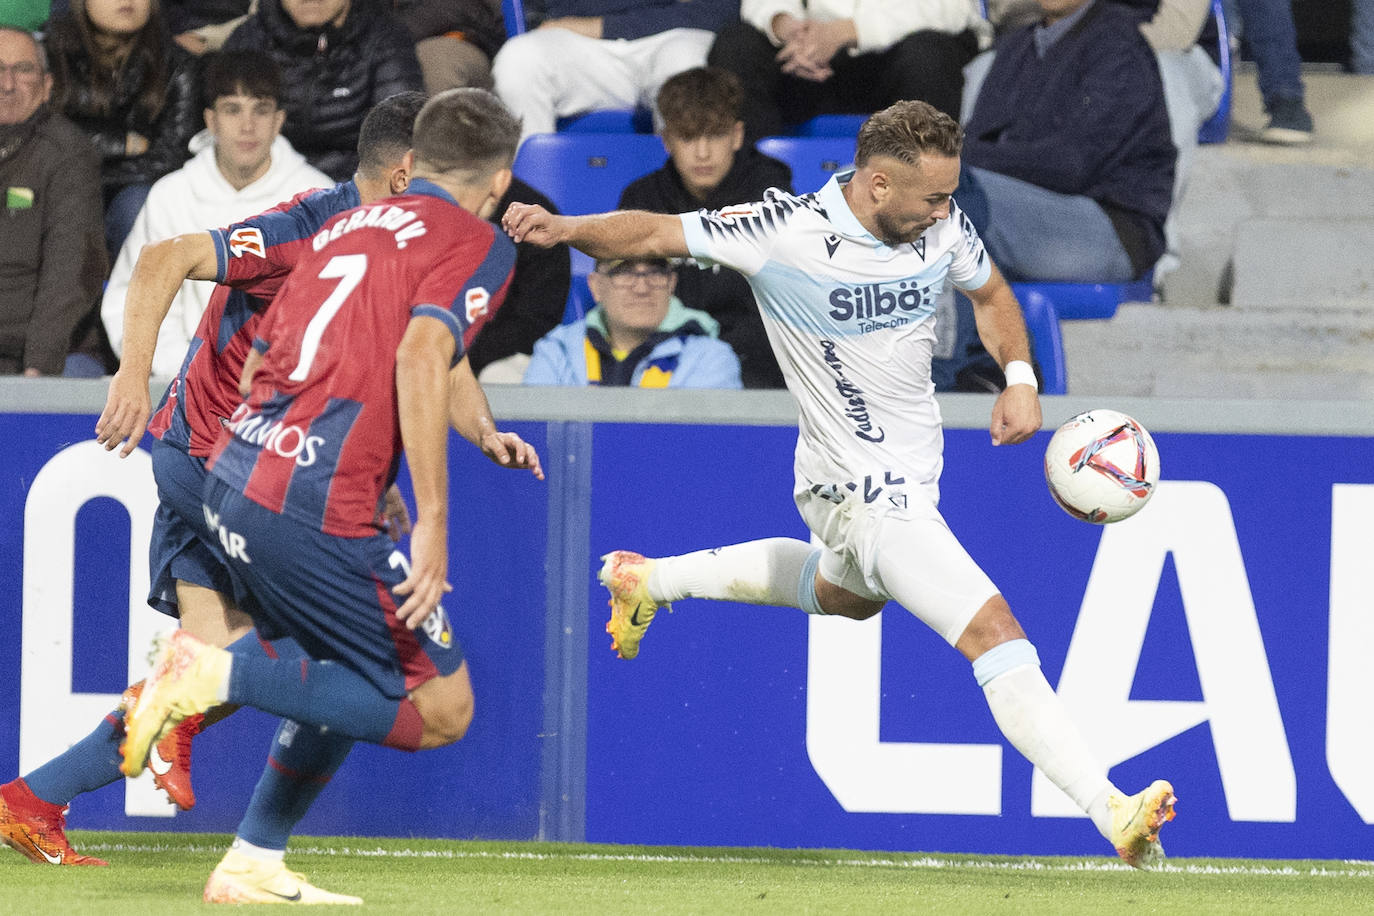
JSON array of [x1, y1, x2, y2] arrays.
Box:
[[680, 171, 991, 496]]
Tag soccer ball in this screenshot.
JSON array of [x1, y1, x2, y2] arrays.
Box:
[[1044, 409, 1160, 524]]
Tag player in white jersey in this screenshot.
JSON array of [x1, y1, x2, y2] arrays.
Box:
[[503, 100, 1176, 869]]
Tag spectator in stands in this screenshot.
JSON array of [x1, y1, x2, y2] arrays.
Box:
[[968, 0, 1221, 280], [959, 0, 1176, 284], [618, 67, 789, 388], [0, 26, 107, 377], [491, 0, 737, 140], [467, 175, 572, 383], [224, 0, 423, 180], [707, 0, 983, 142], [101, 50, 330, 379], [524, 256, 742, 388], [44, 0, 200, 258], [1232, 0, 1313, 143], [164, 0, 252, 55], [392, 0, 507, 94]]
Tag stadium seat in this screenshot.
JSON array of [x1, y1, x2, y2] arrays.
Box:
[[556, 108, 654, 133], [1016, 287, 1067, 394], [501, 0, 526, 35], [792, 114, 867, 138], [755, 136, 857, 195], [1197, 0, 1232, 144], [1009, 273, 1154, 321]]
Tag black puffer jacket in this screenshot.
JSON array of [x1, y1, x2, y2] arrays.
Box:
[[225, 0, 424, 181], [44, 37, 199, 196]]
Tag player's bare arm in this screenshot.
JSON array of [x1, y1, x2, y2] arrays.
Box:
[[501, 204, 690, 260], [96, 232, 219, 457], [965, 263, 1042, 446], [446, 358, 545, 480], [393, 315, 456, 628], [238, 347, 263, 398]]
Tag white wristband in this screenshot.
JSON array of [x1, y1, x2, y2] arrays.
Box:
[[1003, 360, 1037, 390]]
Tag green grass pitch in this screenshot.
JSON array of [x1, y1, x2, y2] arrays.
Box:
[[2, 832, 1373, 914]]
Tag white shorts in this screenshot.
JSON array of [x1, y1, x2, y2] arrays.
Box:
[[794, 472, 998, 645]]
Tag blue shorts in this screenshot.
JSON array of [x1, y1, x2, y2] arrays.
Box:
[[201, 475, 465, 700], [147, 439, 237, 617]]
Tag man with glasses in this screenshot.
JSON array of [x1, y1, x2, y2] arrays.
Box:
[[523, 256, 741, 388], [0, 26, 106, 377]]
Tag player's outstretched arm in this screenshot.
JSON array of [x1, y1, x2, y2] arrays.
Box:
[[501, 204, 689, 261], [965, 262, 1042, 446], [446, 357, 545, 480], [95, 232, 219, 457], [393, 315, 456, 629]]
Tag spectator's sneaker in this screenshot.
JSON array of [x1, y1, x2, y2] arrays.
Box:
[[1259, 96, 1314, 145], [120, 630, 229, 778], [598, 551, 669, 660], [120, 681, 201, 811], [1108, 779, 1177, 870], [0, 779, 107, 866], [204, 849, 362, 905]]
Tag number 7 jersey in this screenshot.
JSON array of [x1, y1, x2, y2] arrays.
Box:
[[207, 179, 515, 537]]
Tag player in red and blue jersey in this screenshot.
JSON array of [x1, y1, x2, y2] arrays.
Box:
[[119, 89, 536, 905], [0, 93, 438, 871]]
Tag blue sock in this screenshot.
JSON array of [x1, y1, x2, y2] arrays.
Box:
[[227, 655, 419, 748], [23, 710, 125, 806], [236, 720, 352, 851]]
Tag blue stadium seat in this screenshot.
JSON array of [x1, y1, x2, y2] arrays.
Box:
[[556, 108, 654, 133], [792, 114, 867, 138], [511, 133, 667, 322], [501, 0, 526, 35], [1009, 273, 1154, 321], [1016, 287, 1067, 394], [1198, 0, 1232, 144], [755, 136, 856, 195]]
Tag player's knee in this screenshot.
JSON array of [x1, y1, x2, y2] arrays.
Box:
[[954, 594, 1028, 661], [413, 674, 475, 748], [813, 573, 885, 620]]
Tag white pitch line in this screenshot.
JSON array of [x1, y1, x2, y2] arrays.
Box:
[[75, 840, 1374, 879]]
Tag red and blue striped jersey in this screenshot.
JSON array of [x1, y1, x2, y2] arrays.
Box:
[[207, 179, 516, 537], [148, 182, 362, 456]]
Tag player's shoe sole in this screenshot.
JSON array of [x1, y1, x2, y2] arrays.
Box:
[[598, 551, 668, 660], [121, 681, 199, 810], [121, 631, 229, 778], [1108, 779, 1176, 870], [0, 780, 107, 866], [204, 849, 362, 905]]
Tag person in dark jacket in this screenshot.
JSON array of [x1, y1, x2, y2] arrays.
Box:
[[0, 27, 107, 376], [224, 0, 423, 181], [959, 0, 1176, 283], [618, 67, 791, 388], [467, 175, 572, 381], [44, 0, 200, 257]]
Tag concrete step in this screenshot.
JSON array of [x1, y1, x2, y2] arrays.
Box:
[[1231, 218, 1374, 309], [1060, 303, 1374, 398]]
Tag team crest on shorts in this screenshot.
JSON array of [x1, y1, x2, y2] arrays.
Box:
[[421, 605, 454, 650]]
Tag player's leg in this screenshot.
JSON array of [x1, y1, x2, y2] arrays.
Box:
[[866, 507, 1175, 869], [203, 720, 361, 905]]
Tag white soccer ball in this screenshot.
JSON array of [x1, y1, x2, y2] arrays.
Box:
[[1044, 409, 1160, 524]]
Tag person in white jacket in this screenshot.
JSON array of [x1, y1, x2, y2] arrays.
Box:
[[102, 49, 331, 379], [707, 0, 988, 141]]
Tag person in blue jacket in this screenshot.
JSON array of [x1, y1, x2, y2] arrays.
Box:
[[524, 256, 742, 388]]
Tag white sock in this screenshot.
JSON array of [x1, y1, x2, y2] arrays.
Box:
[[230, 836, 285, 861], [648, 538, 815, 607], [982, 663, 1118, 839]]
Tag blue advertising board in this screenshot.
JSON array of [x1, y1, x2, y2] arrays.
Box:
[[2, 391, 1372, 861]]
